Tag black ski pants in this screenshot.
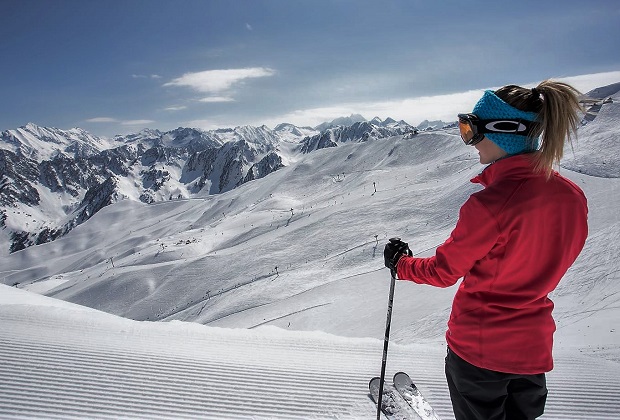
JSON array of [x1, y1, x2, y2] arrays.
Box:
[[445, 347, 547, 420]]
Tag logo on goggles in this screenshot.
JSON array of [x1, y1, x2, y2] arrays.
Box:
[[484, 120, 528, 134]]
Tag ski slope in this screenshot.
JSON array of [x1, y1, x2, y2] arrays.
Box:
[[2, 285, 620, 419]]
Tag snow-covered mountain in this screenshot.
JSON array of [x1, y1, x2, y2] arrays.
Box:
[[1, 82, 619, 419], [300, 120, 417, 153], [314, 113, 367, 132], [0, 122, 114, 160], [370, 116, 411, 128], [0, 124, 299, 254], [417, 119, 449, 131], [0, 117, 416, 255], [273, 123, 319, 143], [118, 127, 222, 154]]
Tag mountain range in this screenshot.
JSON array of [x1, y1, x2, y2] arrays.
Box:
[[3, 79, 618, 257], [0, 116, 422, 255]]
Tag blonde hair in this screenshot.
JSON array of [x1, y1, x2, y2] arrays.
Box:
[[494, 80, 583, 177]]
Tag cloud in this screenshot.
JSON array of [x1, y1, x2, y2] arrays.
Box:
[[86, 117, 119, 123], [163, 67, 275, 94], [132, 74, 163, 79], [199, 96, 235, 103], [86, 117, 155, 126], [164, 105, 188, 111], [246, 23, 253, 31], [121, 120, 156, 126]]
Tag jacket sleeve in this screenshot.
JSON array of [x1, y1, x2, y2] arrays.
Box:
[[396, 195, 500, 288]]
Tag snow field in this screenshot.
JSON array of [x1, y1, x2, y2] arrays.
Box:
[[2, 286, 620, 419]]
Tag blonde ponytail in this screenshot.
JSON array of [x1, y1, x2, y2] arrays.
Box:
[[494, 80, 583, 177]]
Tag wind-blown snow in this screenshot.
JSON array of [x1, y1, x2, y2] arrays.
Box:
[[1, 95, 620, 418]]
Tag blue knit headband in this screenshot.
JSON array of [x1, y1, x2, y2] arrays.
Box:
[[472, 90, 540, 155]]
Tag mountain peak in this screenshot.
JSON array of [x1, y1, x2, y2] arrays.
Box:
[[314, 114, 367, 132], [417, 119, 448, 131], [24, 122, 42, 130]]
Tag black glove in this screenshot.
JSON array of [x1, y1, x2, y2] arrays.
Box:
[[384, 237, 412, 276]]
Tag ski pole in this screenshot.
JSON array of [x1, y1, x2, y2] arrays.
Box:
[[376, 270, 397, 420]]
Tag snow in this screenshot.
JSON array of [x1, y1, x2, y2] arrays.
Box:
[[0, 123, 116, 161], [2, 283, 620, 419], [1, 97, 620, 418]]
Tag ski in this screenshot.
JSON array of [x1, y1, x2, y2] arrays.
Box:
[[369, 376, 422, 419], [393, 372, 441, 420]]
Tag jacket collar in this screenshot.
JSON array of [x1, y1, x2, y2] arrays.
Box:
[[471, 154, 536, 187]]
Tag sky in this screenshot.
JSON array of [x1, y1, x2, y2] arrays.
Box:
[[1, 0, 619, 137]]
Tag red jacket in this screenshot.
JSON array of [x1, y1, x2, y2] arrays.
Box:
[[397, 155, 588, 374]]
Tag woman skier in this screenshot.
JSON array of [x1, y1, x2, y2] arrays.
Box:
[[384, 80, 589, 419]]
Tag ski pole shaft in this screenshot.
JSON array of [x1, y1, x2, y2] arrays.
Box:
[[377, 271, 396, 420]]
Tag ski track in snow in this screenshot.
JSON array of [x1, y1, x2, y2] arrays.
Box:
[[1, 293, 620, 420]]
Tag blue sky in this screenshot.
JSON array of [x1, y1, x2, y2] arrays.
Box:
[[1, 0, 619, 137]]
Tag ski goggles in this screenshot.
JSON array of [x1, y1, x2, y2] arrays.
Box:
[[457, 113, 538, 146]]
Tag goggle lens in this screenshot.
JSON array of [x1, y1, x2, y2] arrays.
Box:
[[458, 119, 474, 144], [457, 113, 485, 146]]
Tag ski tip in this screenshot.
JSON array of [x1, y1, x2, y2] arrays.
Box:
[[393, 371, 410, 380], [393, 371, 418, 390]]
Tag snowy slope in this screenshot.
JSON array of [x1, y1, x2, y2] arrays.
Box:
[[562, 102, 620, 177], [2, 130, 478, 328], [2, 285, 620, 419]]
